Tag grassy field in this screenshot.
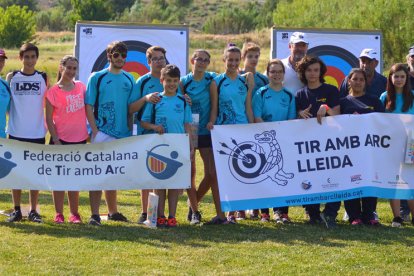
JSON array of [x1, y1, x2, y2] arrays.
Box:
[[0, 32, 412, 275]]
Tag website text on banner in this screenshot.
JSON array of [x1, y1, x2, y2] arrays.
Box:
[[211, 113, 414, 212], [0, 134, 190, 191]]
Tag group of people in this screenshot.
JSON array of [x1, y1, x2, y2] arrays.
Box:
[[0, 31, 413, 228]]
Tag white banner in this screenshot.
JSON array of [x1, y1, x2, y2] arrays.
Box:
[[211, 113, 414, 212], [0, 134, 190, 190]]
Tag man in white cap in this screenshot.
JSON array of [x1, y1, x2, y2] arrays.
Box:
[[281, 32, 309, 95], [339, 48, 386, 98], [407, 45, 414, 89]]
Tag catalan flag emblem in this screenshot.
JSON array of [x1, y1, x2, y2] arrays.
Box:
[[146, 144, 183, 180]]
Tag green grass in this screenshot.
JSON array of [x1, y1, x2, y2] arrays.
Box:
[[0, 153, 413, 275]]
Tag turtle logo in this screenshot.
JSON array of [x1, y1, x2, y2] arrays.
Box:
[[0, 145, 16, 179], [146, 144, 183, 180], [218, 130, 294, 186]]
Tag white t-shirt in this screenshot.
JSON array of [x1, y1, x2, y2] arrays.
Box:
[[8, 70, 47, 138], [282, 57, 304, 95]]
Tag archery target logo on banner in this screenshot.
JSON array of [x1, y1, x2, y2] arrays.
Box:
[[272, 29, 382, 88], [308, 45, 359, 87], [92, 40, 170, 81]]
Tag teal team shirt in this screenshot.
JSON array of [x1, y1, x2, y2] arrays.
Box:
[[252, 85, 296, 122], [85, 68, 135, 138], [0, 78, 10, 138], [239, 70, 269, 95], [141, 92, 192, 134], [181, 71, 217, 135], [214, 73, 249, 125], [380, 91, 414, 115]]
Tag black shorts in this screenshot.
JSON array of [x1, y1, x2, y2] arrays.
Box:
[[49, 138, 87, 145], [197, 135, 212, 149], [8, 135, 45, 144]]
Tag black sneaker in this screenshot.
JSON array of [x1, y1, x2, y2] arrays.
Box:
[[204, 216, 228, 225], [391, 216, 403, 227], [320, 213, 337, 229], [88, 215, 101, 226], [108, 212, 128, 222], [137, 213, 147, 224], [7, 210, 22, 222], [190, 211, 202, 225], [187, 207, 193, 222], [28, 210, 42, 223]]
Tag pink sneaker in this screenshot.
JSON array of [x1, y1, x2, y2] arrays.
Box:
[[351, 218, 363, 225], [54, 213, 65, 224], [69, 213, 82, 224]]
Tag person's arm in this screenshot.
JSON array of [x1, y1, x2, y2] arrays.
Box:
[[316, 104, 340, 124], [140, 103, 164, 134], [207, 80, 218, 130], [45, 98, 61, 145], [5, 72, 12, 83], [128, 92, 160, 114], [245, 72, 254, 123], [86, 104, 99, 140]]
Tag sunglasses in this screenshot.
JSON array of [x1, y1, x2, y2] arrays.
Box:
[[194, 57, 210, 63], [112, 52, 127, 59]]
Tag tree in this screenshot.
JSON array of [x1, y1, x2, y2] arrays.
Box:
[[70, 0, 112, 25], [0, 5, 36, 48], [0, 0, 38, 11]]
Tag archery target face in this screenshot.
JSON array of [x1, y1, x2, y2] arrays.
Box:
[[75, 23, 189, 83], [272, 29, 382, 88]]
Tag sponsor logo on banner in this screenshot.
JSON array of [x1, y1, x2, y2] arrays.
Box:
[[301, 180, 312, 190], [322, 177, 339, 189], [351, 174, 362, 184], [217, 130, 294, 186], [0, 145, 16, 179], [146, 144, 183, 180]]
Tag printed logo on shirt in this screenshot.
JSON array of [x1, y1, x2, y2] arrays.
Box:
[[238, 86, 246, 95], [316, 98, 327, 103], [66, 94, 85, 113], [174, 103, 183, 113], [14, 81, 41, 95]]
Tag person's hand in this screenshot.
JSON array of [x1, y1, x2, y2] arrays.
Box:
[[299, 104, 312, 119], [52, 138, 62, 145], [184, 94, 192, 105], [146, 92, 160, 104], [91, 130, 99, 141], [206, 121, 214, 130], [353, 111, 360, 115], [316, 104, 328, 124], [153, 125, 165, 134]]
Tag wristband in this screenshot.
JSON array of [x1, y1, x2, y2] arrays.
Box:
[[323, 104, 330, 111]]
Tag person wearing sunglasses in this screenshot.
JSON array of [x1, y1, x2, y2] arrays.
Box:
[[85, 41, 135, 226]]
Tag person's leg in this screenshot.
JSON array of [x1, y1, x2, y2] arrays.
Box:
[[323, 201, 341, 218], [344, 198, 361, 223], [390, 199, 401, 218], [105, 190, 118, 214], [361, 197, 377, 224], [196, 148, 214, 202], [167, 189, 180, 218], [407, 200, 414, 221], [89, 190, 102, 216], [400, 200, 410, 221], [53, 191, 65, 214], [187, 152, 199, 213], [304, 204, 321, 222], [11, 189, 22, 209], [29, 190, 39, 211], [141, 189, 149, 213], [155, 189, 166, 217], [68, 191, 79, 215]]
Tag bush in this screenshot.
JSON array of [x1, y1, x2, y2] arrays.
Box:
[[0, 5, 36, 48]]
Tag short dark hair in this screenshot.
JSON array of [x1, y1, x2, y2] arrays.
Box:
[[161, 64, 180, 79], [19, 43, 39, 58], [106, 41, 128, 55], [266, 59, 285, 76], [146, 46, 166, 62], [296, 55, 327, 85]]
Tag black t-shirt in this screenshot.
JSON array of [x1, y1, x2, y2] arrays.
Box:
[[295, 83, 340, 117], [340, 94, 385, 114]]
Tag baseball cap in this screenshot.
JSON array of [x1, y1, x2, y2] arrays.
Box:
[[0, 49, 7, 59], [409, 45, 414, 56], [359, 48, 378, 60], [289, 32, 308, 44]]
